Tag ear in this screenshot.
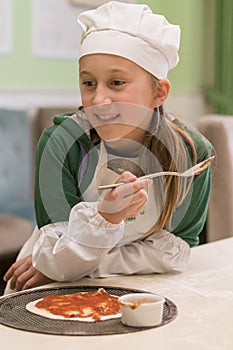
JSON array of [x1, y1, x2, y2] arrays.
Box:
[[152, 79, 171, 108]]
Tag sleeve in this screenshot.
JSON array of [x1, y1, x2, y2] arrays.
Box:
[[89, 229, 190, 277], [34, 127, 84, 227], [32, 202, 124, 281]]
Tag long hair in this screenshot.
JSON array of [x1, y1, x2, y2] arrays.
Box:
[[141, 105, 197, 236]]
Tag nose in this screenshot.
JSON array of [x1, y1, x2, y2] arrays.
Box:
[[92, 84, 112, 106]]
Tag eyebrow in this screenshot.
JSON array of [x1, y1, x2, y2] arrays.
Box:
[[80, 68, 128, 76], [79, 70, 90, 76]]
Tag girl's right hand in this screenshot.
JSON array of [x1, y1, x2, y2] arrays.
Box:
[[97, 171, 149, 224], [3, 254, 54, 292]]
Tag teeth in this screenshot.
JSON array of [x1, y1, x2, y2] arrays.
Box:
[[94, 113, 119, 121]]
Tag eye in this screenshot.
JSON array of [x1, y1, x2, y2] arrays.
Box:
[[111, 80, 126, 86], [82, 80, 96, 87]]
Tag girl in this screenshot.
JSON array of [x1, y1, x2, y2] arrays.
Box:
[[4, 1, 212, 292]]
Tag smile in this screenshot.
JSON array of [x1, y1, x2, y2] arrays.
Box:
[[94, 113, 120, 122]]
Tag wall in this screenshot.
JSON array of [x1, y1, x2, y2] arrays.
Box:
[[143, 0, 214, 124], [0, 0, 214, 124], [0, 0, 78, 90]]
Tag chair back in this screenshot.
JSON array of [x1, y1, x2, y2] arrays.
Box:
[[198, 114, 233, 242], [0, 109, 32, 216]]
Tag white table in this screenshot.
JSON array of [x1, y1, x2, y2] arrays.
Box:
[[1, 237, 233, 350]]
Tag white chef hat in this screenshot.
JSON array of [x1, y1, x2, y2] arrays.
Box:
[[77, 1, 180, 79]]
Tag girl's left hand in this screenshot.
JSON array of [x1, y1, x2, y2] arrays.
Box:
[[3, 254, 54, 291], [98, 171, 149, 224]]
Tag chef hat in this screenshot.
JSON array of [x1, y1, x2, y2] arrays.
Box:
[[77, 1, 180, 79]]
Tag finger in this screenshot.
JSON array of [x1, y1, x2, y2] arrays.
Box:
[[119, 190, 148, 213], [125, 191, 148, 217], [116, 179, 149, 198], [9, 269, 26, 290], [3, 255, 32, 282], [3, 267, 14, 282], [21, 275, 39, 291], [8, 257, 33, 289], [115, 182, 135, 198], [116, 171, 136, 183], [15, 267, 35, 292], [113, 186, 147, 215], [9, 275, 18, 290], [132, 178, 150, 191], [3, 260, 23, 281], [22, 273, 53, 291]]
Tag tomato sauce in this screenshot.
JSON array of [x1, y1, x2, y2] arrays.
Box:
[[35, 288, 120, 321]]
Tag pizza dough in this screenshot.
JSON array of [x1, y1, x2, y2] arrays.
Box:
[[26, 288, 121, 322]]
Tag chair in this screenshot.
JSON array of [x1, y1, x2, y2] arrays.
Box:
[[0, 109, 36, 221], [0, 109, 35, 294], [198, 114, 233, 242]]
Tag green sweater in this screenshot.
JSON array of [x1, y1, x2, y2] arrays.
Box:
[[34, 112, 212, 247]]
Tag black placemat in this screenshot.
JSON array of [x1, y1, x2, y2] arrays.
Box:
[[0, 285, 177, 335]]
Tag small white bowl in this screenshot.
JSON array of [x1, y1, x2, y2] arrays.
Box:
[[119, 293, 165, 327]]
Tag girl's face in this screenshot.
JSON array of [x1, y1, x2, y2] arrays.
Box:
[[79, 54, 168, 142]]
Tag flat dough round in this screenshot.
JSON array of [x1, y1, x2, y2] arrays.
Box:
[[26, 290, 121, 322]]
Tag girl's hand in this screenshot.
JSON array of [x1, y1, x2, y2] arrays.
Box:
[[3, 254, 54, 292], [98, 171, 149, 224]]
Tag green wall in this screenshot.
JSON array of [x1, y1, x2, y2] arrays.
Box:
[[144, 0, 206, 92], [0, 0, 78, 90], [0, 0, 206, 93]]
